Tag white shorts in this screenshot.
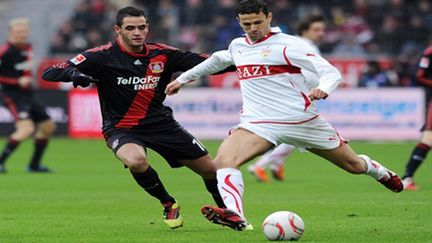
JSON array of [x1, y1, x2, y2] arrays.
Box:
[[238, 116, 344, 152]]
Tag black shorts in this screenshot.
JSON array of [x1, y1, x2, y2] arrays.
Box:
[[2, 90, 50, 123], [105, 121, 208, 168]]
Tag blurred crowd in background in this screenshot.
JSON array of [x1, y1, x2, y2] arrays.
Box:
[[48, 0, 432, 88]]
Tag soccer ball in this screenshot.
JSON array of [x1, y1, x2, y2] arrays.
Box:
[[262, 211, 305, 241]]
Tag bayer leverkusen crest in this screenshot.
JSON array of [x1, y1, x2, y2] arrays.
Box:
[[149, 62, 164, 73]]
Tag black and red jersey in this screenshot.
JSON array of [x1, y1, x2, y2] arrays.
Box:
[[417, 45, 432, 88], [42, 37, 210, 134], [0, 41, 32, 92]]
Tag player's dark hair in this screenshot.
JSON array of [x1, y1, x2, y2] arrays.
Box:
[[235, 0, 269, 17], [116, 6, 147, 26], [297, 14, 324, 35]]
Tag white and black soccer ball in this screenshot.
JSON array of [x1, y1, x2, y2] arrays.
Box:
[[262, 211, 305, 241]]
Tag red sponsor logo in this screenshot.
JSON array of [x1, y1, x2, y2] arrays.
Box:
[[236, 64, 301, 80], [70, 54, 86, 65]]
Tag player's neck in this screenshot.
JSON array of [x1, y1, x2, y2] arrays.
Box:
[[118, 37, 144, 53], [8, 38, 27, 48]]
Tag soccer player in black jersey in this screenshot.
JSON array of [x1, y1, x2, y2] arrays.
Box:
[[401, 44, 432, 191], [42, 6, 226, 229], [0, 18, 56, 173]]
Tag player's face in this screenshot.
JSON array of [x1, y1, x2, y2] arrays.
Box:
[[237, 12, 272, 42], [303, 22, 325, 43], [9, 24, 29, 45], [115, 16, 148, 50]]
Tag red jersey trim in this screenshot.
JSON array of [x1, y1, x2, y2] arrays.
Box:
[[86, 42, 113, 53], [147, 43, 177, 51], [249, 115, 319, 125], [424, 46, 432, 56], [4, 96, 19, 120], [116, 37, 149, 57], [283, 46, 293, 66], [245, 32, 275, 45], [416, 69, 432, 86], [0, 43, 10, 58], [0, 76, 19, 85], [300, 92, 312, 111]]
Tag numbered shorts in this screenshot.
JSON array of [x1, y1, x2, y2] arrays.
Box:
[[2, 91, 50, 122], [238, 115, 346, 152], [105, 122, 208, 168]]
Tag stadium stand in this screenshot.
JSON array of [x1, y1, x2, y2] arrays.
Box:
[[0, 0, 427, 88]]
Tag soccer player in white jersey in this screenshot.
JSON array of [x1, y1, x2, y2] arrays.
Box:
[[248, 14, 326, 182], [165, 0, 403, 231]]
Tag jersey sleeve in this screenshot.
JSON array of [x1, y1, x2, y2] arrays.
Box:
[[284, 43, 342, 95], [0, 46, 18, 85], [176, 50, 234, 84], [168, 49, 209, 72], [416, 49, 432, 87], [42, 50, 105, 82], [67, 51, 104, 77]]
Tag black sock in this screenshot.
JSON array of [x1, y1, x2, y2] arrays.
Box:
[[0, 138, 20, 165], [29, 139, 49, 169], [130, 166, 175, 204], [403, 143, 430, 178], [204, 179, 226, 208]]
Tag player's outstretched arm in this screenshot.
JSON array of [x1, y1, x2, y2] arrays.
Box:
[[42, 65, 99, 88], [308, 88, 328, 101], [166, 50, 234, 96], [165, 80, 184, 95]]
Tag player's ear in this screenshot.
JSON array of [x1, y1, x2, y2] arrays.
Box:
[[113, 24, 121, 34]]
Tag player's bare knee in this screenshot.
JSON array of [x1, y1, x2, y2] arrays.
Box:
[[44, 120, 56, 134], [39, 121, 56, 136], [14, 124, 35, 139], [122, 154, 148, 171]]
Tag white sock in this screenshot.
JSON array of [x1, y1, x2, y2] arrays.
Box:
[[253, 154, 273, 169], [255, 144, 294, 169], [217, 168, 245, 219], [359, 154, 387, 180]]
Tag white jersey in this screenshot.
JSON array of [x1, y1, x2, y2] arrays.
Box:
[[296, 36, 321, 89], [177, 27, 341, 125]]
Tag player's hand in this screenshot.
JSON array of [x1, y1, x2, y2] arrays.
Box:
[[70, 70, 99, 88], [165, 80, 184, 95], [18, 76, 32, 89], [308, 88, 328, 101]]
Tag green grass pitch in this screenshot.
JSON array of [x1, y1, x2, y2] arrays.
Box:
[[0, 138, 431, 242]]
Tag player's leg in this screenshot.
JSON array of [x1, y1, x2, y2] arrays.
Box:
[[248, 148, 273, 182], [309, 143, 403, 192], [402, 101, 432, 190], [180, 154, 226, 209], [292, 116, 402, 192], [249, 144, 293, 182], [0, 119, 34, 173], [402, 130, 432, 190], [28, 103, 56, 172], [0, 94, 34, 173], [116, 143, 175, 200], [111, 137, 182, 229], [201, 128, 273, 230], [268, 144, 294, 181]]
